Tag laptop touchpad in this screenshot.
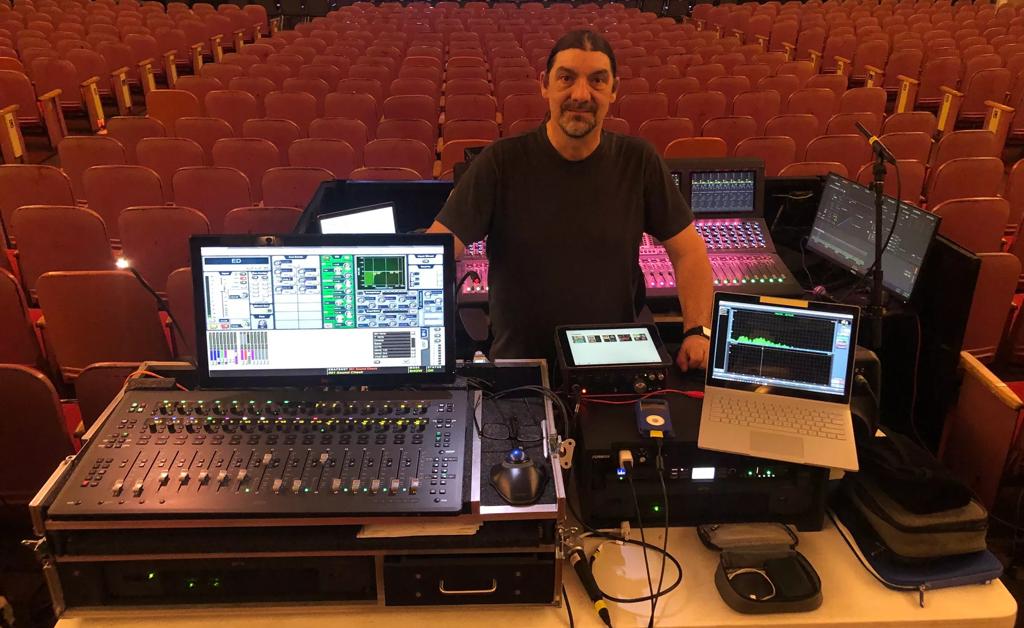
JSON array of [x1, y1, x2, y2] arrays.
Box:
[[750, 431, 804, 458]]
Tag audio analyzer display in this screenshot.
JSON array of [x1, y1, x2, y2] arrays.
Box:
[[711, 298, 855, 397], [191, 235, 456, 387], [807, 174, 939, 300]]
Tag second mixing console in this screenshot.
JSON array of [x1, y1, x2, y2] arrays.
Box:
[[457, 232, 801, 304]]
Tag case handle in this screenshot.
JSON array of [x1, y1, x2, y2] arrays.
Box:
[[438, 579, 498, 595]]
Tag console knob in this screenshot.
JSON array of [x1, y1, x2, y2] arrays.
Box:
[[361, 403, 375, 415], [633, 379, 649, 394], [382, 403, 393, 414]]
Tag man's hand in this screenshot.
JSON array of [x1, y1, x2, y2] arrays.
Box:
[[677, 335, 709, 372]]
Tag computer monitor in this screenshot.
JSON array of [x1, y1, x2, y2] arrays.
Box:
[[806, 174, 940, 300], [190, 234, 456, 388], [665, 157, 765, 216], [318, 202, 397, 234]]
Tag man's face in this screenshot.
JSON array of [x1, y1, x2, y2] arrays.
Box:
[[541, 48, 618, 140]]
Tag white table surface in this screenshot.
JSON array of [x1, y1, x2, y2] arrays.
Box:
[[55, 518, 1017, 628]]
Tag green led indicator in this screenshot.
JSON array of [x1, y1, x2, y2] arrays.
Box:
[[747, 470, 753, 476], [362, 488, 368, 493], [244, 488, 250, 493], [186, 580, 196, 590], [212, 579, 221, 588], [652, 504, 661, 513], [147, 572, 156, 580]]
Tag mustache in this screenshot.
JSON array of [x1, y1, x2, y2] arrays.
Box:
[[562, 101, 597, 113]]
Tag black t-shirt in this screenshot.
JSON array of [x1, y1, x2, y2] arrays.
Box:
[[436, 124, 694, 360]]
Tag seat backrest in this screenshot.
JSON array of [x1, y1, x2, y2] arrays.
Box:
[[364, 139, 434, 179], [211, 137, 282, 203], [377, 118, 436, 149], [265, 90, 318, 133], [222, 206, 303, 234], [288, 138, 356, 179], [804, 134, 872, 179], [778, 161, 849, 177], [0, 165, 75, 243], [144, 88, 202, 134], [939, 351, 1023, 509], [260, 167, 334, 208], [0, 364, 74, 504], [763, 113, 821, 159], [928, 157, 1004, 207], [172, 166, 253, 230], [637, 117, 695, 156], [675, 91, 727, 135], [57, 136, 128, 199], [963, 252, 1021, 363], [81, 165, 165, 240], [734, 135, 797, 177], [118, 205, 210, 292], [175, 116, 236, 164], [75, 362, 143, 431], [242, 117, 302, 164], [165, 266, 195, 360], [664, 136, 728, 159], [324, 92, 379, 138], [104, 116, 167, 163], [931, 129, 998, 169], [36, 271, 172, 379], [0, 268, 43, 368], [11, 205, 115, 297], [932, 197, 1010, 254], [348, 166, 421, 181], [855, 160, 928, 204]]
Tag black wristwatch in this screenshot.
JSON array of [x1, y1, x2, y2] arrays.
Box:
[[682, 325, 711, 340]]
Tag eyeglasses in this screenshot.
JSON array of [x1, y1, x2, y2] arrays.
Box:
[[726, 568, 776, 602], [480, 416, 544, 444]]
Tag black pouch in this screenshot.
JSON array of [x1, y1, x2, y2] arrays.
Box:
[[698, 523, 822, 614]]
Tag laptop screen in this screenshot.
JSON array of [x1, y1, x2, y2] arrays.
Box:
[[708, 296, 858, 402], [319, 203, 396, 234], [190, 234, 455, 388]]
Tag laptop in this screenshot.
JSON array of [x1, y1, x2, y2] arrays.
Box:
[[698, 292, 860, 471], [318, 202, 397, 234]]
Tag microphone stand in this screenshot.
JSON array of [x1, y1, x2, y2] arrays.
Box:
[[868, 153, 886, 352], [854, 121, 897, 353]]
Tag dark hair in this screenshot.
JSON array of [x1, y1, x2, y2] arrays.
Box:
[[545, 30, 617, 78]]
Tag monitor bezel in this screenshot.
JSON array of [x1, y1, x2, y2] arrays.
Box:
[[806, 173, 940, 301], [705, 292, 860, 404], [190, 233, 457, 389], [665, 157, 766, 218], [317, 201, 398, 234]]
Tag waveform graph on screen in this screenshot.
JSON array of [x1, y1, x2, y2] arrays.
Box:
[[726, 309, 836, 385], [357, 255, 406, 290]]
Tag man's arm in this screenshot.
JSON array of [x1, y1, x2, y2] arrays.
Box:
[[427, 220, 466, 260], [662, 223, 713, 371]]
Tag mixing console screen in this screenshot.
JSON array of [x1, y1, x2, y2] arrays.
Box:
[[200, 244, 447, 379], [808, 175, 939, 299], [690, 170, 757, 214]]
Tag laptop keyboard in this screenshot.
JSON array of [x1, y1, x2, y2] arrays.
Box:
[[707, 397, 848, 440]]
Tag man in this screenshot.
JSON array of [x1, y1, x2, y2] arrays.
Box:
[[428, 30, 713, 371]]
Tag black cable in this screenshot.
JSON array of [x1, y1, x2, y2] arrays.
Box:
[[627, 474, 657, 627], [124, 266, 196, 365], [653, 439, 669, 627], [562, 584, 575, 628], [455, 269, 480, 298], [564, 465, 684, 603]]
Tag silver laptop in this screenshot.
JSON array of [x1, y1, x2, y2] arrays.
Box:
[[318, 202, 397, 234], [698, 292, 860, 471]]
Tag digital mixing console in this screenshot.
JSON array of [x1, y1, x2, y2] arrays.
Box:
[[48, 388, 470, 518], [456, 231, 801, 305]]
